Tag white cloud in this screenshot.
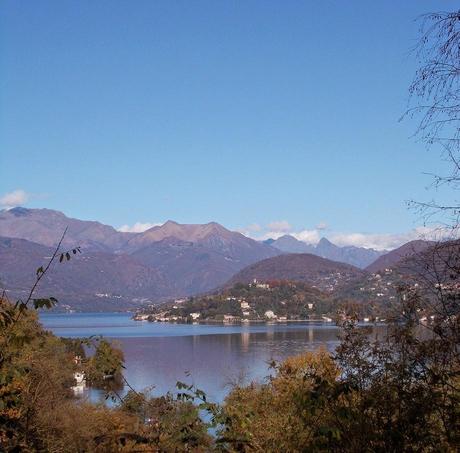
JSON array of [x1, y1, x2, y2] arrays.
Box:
[[328, 232, 397, 250], [315, 222, 328, 231], [238, 219, 456, 251], [258, 231, 289, 241], [245, 223, 262, 232], [236, 223, 263, 237], [238, 222, 290, 239], [328, 226, 456, 251], [117, 222, 161, 233], [292, 229, 321, 244], [267, 220, 291, 232], [0, 189, 30, 208]]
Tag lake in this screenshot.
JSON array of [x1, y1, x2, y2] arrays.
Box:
[[39, 312, 341, 403]]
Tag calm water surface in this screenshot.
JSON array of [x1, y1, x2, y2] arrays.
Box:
[[39, 312, 341, 402]]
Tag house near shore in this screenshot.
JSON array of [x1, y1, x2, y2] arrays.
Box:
[[71, 356, 86, 395], [240, 301, 250, 309], [264, 310, 276, 319], [223, 314, 239, 322]]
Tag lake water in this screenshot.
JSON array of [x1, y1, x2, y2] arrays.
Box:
[[39, 312, 341, 403]]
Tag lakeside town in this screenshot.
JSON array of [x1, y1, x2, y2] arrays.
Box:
[[133, 279, 389, 324]]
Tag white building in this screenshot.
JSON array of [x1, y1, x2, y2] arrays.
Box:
[[71, 371, 86, 395], [223, 314, 239, 322], [251, 279, 270, 290], [133, 314, 149, 321], [264, 310, 276, 319], [240, 301, 250, 309], [190, 312, 201, 320]]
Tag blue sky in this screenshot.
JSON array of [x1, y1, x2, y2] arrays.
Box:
[[0, 1, 456, 249]]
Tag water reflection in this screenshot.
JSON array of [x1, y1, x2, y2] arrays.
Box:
[[40, 313, 341, 402], [118, 328, 339, 402]]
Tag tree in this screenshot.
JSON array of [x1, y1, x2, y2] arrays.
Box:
[[406, 10, 460, 226]]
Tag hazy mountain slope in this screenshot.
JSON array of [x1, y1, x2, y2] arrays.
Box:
[[269, 235, 384, 268], [0, 207, 132, 251], [0, 211, 282, 308], [124, 220, 281, 294], [122, 220, 279, 256], [130, 238, 244, 295], [227, 253, 366, 292], [122, 220, 228, 248], [365, 240, 434, 273], [0, 236, 172, 311], [314, 238, 384, 269], [270, 235, 314, 253]]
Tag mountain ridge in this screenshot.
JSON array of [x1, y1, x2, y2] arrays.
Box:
[[0, 207, 435, 311], [227, 252, 367, 292], [267, 234, 385, 268], [365, 240, 435, 273], [0, 208, 281, 307]]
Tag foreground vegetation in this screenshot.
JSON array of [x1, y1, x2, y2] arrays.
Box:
[[1, 240, 458, 451], [0, 298, 212, 452]]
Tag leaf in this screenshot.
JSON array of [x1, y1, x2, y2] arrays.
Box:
[[33, 298, 58, 310], [66, 252, 70, 261], [176, 381, 187, 390], [59, 254, 64, 263], [36, 266, 44, 276]]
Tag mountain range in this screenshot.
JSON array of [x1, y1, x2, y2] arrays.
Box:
[[266, 235, 385, 268], [0, 208, 279, 308], [0, 207, 432, 311]]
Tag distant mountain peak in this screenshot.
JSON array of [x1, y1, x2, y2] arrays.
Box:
[[0, 206, 125, 250], [8, 207, 30, 216], [163, 220, 179, 226], [318, 237, 334, 246], [203, 221, 227, 232], [269, 234, 384, 269]]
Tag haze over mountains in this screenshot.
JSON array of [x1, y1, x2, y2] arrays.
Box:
[[0, 208, 279, 308], [0, 236, 171, 311], [266, 235, 385, 268], [0, 207, 433, 311]]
